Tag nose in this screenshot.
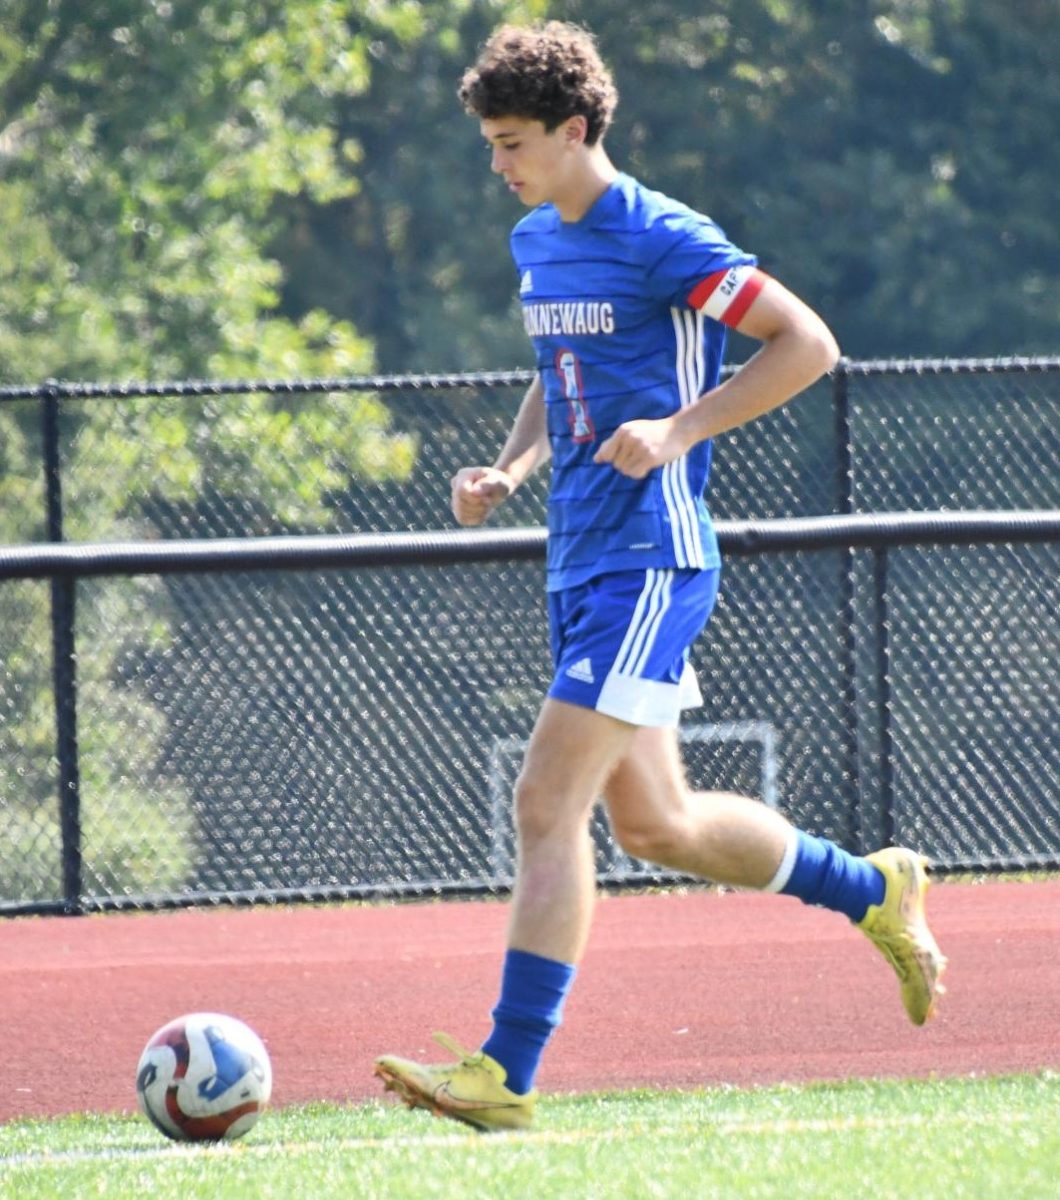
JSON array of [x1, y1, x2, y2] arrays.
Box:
[[491, 146, 509, 175]]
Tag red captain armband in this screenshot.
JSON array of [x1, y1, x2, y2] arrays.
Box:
[[687, 265, 768, 328]]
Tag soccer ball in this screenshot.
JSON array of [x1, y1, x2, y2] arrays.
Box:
[[136, 1012, 272, 1142]]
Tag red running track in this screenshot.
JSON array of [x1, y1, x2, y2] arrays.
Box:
[[2, 879, 1059, 1124]]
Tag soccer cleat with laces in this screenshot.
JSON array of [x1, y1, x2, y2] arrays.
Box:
[[374, 1032, 536, 1132], [858, 846, 947, 1025]]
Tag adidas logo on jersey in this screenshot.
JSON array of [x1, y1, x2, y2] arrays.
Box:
[[566, 657, 595, 683], [519, 270, 533, 295]]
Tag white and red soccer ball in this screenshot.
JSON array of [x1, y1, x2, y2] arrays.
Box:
[[136, 1012, 272, 1142]]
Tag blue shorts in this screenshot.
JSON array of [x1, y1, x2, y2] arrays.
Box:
[[547, 567, 721, 728]]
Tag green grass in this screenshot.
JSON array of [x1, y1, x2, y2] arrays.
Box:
[[2, 1074, 1058, 1200]]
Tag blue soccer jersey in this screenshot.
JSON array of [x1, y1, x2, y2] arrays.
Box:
[[511, 173, 761, 591]]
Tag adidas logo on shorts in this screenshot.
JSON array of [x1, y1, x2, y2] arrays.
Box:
[[566, 657, 595, 683]]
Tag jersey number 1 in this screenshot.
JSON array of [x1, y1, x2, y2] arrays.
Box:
[[555, 348, 595, 444]]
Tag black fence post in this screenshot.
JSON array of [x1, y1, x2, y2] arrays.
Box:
[[833, 359, 865, 851], [42, 381, 83, 914]]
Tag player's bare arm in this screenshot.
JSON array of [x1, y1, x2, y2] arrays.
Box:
[[451, 374, 550, 525], [594, 277, 839, 479]]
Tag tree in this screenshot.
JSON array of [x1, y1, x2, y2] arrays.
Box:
[[1, 2, 425, 523], [593, 0, 1060, 357], [275, 0, 1059, 367], [0, 1, 418, 902], [272, 0, 551, 372], [2, 2, 367, 376]]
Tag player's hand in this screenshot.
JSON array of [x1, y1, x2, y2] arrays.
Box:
[[450, 466, 515, 525], [593, 416, 687, 479]]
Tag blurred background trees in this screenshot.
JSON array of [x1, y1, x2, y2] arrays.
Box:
[[268, 0, 1060, 368], [1, 0, 1056, 385]]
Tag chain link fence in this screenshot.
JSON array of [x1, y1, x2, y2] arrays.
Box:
[[1, 359, 1058, 914]]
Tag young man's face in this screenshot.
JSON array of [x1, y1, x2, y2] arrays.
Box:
[[480, 115, 583, 208]]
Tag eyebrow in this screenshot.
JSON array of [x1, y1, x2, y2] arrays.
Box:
[[482, 125, 524, 144]]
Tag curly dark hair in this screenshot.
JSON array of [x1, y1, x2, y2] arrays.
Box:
[[458, 21, 618, 146]]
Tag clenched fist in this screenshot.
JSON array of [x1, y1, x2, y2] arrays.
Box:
[[450, 466, 515, 525], [593, 415, 688, 479]]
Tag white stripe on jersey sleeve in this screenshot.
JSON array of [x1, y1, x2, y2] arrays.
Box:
[[666, 308, 706, 570]]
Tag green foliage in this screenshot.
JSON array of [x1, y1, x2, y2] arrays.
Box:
[[2, 1, 362, 380], [550, 0, 1058, 358], [284, 0, 1058, 367], [3, 1, 1057, 380], [0, 572, 197, 903], [1, 2, 425, 517], [0, 4, 425, 903], [0, 785, 195, 902], [272, 0, 553, 370], [0, 578, 58, 834]]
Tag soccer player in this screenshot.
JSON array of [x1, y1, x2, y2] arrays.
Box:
[[375, 20, 946, 1131]]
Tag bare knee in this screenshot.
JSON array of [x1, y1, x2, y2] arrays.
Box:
[[512, 771, 585, 849], [610, 806, 691, 867]]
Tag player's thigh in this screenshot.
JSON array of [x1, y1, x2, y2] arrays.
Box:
[[515, 697, 636, 836]]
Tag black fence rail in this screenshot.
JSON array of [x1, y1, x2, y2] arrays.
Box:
[[1, 358, 1059, 916]]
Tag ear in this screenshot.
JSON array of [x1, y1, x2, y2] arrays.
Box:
[[563, 115, 588, 146]]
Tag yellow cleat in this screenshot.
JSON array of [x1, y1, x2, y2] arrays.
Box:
[[858, 847, 948, 1025], [374, 1032, 536, 1132]]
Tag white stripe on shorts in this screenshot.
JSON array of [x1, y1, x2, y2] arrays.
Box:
[[614, 569, 673, 679], [611, 568, 659, 676], [628, 570, 673, 677]]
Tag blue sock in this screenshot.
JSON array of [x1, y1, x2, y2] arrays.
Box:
[[480, 949, 577, 1095], [778, 830, 885, 923]]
